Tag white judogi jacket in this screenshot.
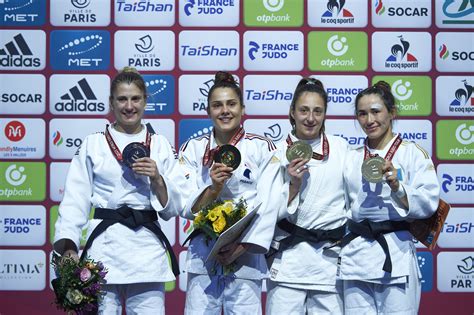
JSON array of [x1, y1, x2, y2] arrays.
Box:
[[54, 124, 187, 284], [179, 131, 284, 280], [338, 135, 440, 282], [268, 133, 348, 291]]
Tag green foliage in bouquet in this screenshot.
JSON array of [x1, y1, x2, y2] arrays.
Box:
[[194, 198, 247, 243], [51, 252, 107, 314]]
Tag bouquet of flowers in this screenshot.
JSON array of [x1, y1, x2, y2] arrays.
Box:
[[194, 198, 247, 244], [51, 252, 108, 314]]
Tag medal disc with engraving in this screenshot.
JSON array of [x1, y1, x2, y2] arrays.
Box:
[[214, 144, 241, 170], [122, 142, 150, 168], [286, 141, 313, 162], [361, 156, 385, 183]]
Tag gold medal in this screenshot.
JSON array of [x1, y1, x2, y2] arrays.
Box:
[[214, 144, 241, 170], [361, 156, 385, 183], [286, 141, 313, 162]]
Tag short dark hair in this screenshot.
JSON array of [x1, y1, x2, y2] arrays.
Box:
[[207, 71, 243, 108]]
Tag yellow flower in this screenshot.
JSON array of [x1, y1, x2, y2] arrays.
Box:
[[206, 209, 219, 222], [221, 200, 233, 215], [212, 215, 227, 233], [194, 213, 204, 226]]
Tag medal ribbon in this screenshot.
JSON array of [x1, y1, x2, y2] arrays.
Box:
[[363, 134, 402, 161], [203, 126, 245, 167], [286, 133, 330, 160], [105, 124, 151, 163]]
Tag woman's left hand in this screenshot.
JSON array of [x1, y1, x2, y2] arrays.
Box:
[[216, 243, 249, 266], [382, 160, 399, 192], [132, 157, 161, 182]]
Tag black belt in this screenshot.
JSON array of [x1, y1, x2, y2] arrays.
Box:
[[266, 219, 346, 258], [80, 206, 179, 277], [181, 228, 203, 247], [340, 219, 410, 273]]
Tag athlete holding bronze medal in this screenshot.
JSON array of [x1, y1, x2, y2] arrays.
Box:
[[266, 78, 348, 314], [338, 81, 440, 314], [179, 71, 283, 314], [53, 68, 188, 314]]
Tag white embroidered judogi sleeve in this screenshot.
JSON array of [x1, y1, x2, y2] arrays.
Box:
[[54, 135, 94, 250]]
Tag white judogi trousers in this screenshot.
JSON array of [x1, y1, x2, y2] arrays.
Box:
[[99, 283, 165, 315], [184, 273, 262, 315]]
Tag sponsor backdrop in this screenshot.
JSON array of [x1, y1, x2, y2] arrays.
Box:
[[0, 0, 473, 314]]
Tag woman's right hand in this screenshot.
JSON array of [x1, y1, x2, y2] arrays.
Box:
[[209, 162, 233, 194], [287, 157, 309, 189]]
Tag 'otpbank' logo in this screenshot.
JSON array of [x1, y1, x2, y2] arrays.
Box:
[[244, 31, 303, 71], [50, 30, 110, 70], [308, 31, 367, 72], [373, 75, 432, 116], [1, 0, 46, 26], [143, 74, 174, 115], [436, 120, 474, 160], [244, 0, 303, 27], [0, 162, 46, 201], [373, 0, 430, 28], [436, 33, 474, 72], [0, 30, 45, 70]]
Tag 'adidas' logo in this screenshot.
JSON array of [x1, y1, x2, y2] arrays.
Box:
[[0, 33, 41, 68], [54, 78, 106, 113]]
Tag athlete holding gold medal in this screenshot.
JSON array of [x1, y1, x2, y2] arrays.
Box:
[[338, 81, 440, 314], [266, 78, 348, 314]]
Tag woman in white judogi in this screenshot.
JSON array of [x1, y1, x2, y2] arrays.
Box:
[[179, 71, 283, 315], [338, 81, 440, 315], [53, 68, 187, 314], [265, 78, 348, 314]]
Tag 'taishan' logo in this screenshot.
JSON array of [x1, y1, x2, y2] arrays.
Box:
[[385, 36, 418, 69], [4, 120, 26, 142], [321, 0, 354, 24]]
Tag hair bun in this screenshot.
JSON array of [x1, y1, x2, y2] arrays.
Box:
[[374, 80, 391, 93], [122, 66, 140, 74], [214, 71, 236, 85]]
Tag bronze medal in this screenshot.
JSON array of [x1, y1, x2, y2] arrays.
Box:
[[361, 156, 385, 183], [286, 141, 313, 162]]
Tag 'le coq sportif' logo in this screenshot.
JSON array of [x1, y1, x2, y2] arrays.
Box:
[[451, 80, 474, 106], [4, 121, 26, 142], [322, 0, 353, 18]]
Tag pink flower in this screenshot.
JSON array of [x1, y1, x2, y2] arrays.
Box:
[[80, 268, 92, 282]]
